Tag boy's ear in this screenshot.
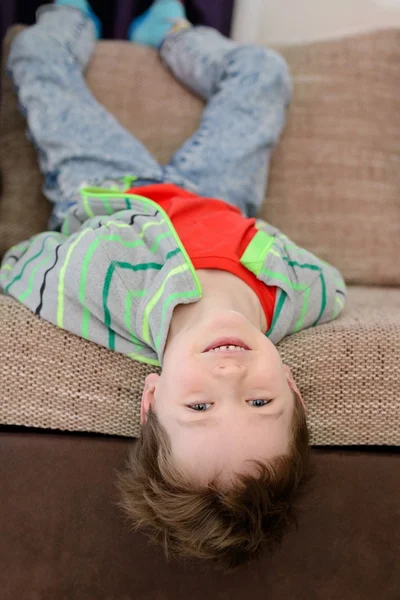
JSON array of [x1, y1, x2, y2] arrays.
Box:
[[283, 364, 306, 408], [140, 373, 160, 424]]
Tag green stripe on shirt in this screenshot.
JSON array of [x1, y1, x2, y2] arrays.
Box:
[[294, 287, 311, 332], [104, 261, 163, 351], [266, 289, 286, 337], [155, 289, 200, 349], [261, 268, 309, 290], [57, 229, 93, 328], [312, 273, 327, 326], [142, 263, 191, 346], [5, 234, 54, 294], [79, 235, 146, 340]]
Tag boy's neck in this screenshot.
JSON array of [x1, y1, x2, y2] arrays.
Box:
[[167, 269, 267, 341]]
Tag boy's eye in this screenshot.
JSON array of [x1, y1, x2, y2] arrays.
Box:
[[247, 399, 272, 407], [188, 403, 213, 412]]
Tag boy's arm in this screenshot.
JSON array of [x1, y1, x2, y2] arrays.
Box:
[[0, 214, 161, 365], [244, 221, 347, 342]]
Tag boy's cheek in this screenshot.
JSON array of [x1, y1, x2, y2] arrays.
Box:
[[163, 355, 204, 389]]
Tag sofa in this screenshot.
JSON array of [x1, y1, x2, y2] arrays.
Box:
[[1, 25, 399, 599]]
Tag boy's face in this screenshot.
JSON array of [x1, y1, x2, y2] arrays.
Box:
[[141, 310, 303, 485]]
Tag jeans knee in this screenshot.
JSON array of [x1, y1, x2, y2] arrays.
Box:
[[229, 45, 292, 105], [259, 48, 291, 96]]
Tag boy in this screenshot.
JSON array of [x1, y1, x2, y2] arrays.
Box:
[[0, 0, 346, 569]]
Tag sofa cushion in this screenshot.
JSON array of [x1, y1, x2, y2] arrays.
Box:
[[264, 29, 400, 286], [2, 27, 400, 284], [1, 286, 399, 445]]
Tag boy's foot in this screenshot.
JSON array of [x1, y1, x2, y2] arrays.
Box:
[[54, 0, 102, 38], [128, 0, 190, 48]]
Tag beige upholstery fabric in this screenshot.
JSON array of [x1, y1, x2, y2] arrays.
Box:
[[1, 287, 400, 445], [264, 29, 400, 286], [1, 27, 400, 445]]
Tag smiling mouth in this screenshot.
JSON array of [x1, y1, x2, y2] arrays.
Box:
[[202, 338, 251, 353]]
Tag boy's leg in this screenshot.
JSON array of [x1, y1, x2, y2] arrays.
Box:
[[8, 5, 164, 230], [161, 27, 292, 217]]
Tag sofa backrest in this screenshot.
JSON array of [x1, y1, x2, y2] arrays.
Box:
[[263, 29, 400, 286]]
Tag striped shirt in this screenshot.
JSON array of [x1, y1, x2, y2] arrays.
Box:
[[0, 187, 347, 366]]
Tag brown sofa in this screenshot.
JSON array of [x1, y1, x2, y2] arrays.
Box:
[[1, 26, 400, 599]]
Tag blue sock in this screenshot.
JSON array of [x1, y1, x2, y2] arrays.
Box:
[[55, 0, 102, 39], [128, 0, 187, 48]]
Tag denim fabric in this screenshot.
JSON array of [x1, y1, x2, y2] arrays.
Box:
[[7, 4, 292, 230]]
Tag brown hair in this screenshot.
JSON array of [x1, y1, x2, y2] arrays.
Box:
[[118, 393, 312, 571]]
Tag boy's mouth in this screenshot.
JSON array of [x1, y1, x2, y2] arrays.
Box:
[[202, 338, 251, 353]]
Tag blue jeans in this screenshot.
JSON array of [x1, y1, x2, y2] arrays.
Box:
[[7, 5, 292, 230]]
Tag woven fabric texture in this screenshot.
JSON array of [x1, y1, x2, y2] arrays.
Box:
[[264, 29, 400, 286], [1, 287, 399, 445]]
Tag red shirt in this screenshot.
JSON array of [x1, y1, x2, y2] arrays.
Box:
[[127, 184, 277, 329]]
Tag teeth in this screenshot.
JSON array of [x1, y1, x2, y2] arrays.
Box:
[[209, 345, 246, 352]]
